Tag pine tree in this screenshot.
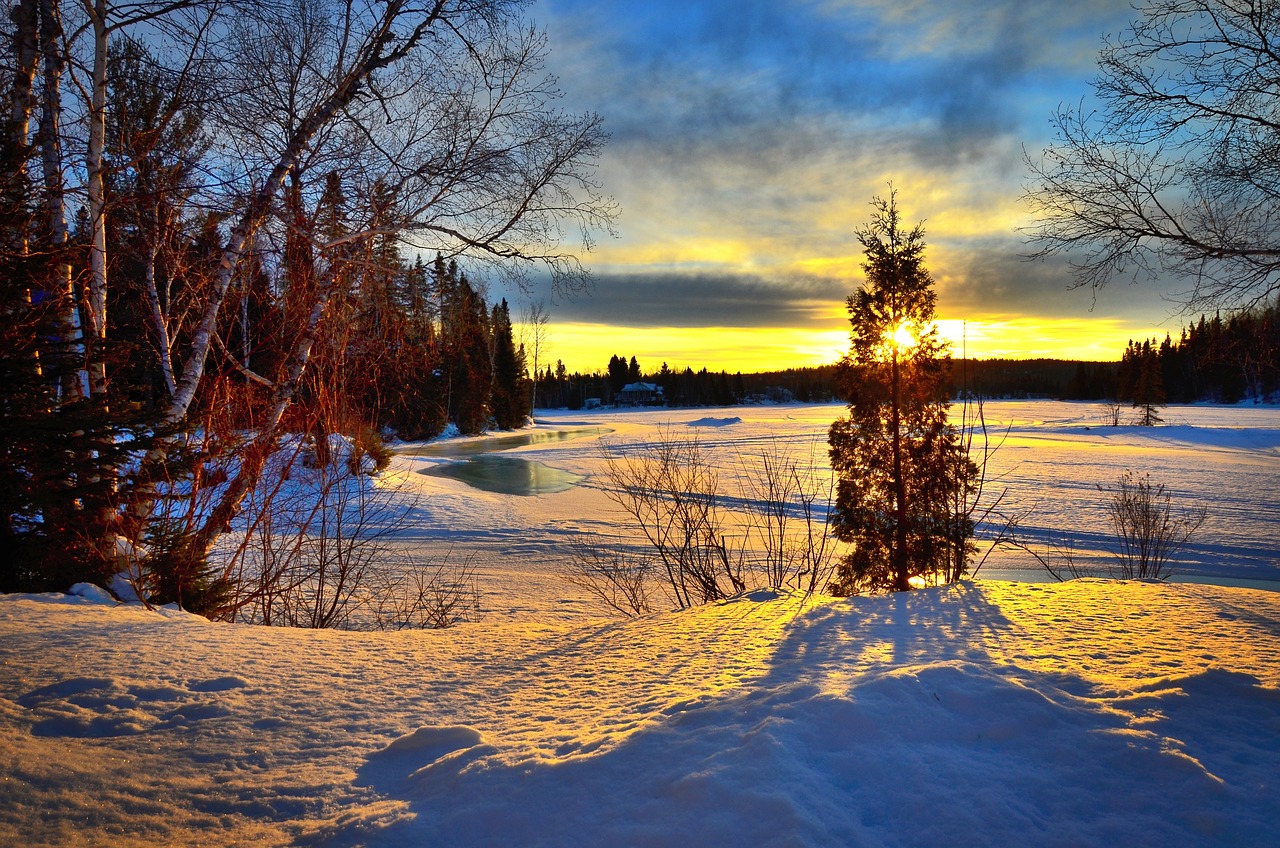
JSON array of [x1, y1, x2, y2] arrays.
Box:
[[489, 299, 529, 429], [1134, 339, 1166, 426], [607, 354, 628, 394], [828, 191, 976, 594], [440, 268, 492, 434]]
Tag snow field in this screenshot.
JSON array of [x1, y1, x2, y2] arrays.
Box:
[[389, 401, 1280, 618], [2, 580, 1279, 846], [1, 400, 1278, 845]]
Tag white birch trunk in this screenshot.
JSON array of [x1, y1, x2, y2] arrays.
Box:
[[83, 0, 109, 397], [39, 0, 87, 402]]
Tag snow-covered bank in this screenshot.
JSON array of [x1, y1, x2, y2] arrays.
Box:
[[387, 401, 1280, 616], [2, 580, 1278, 846]]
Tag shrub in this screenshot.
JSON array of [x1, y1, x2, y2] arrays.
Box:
[[1102, 471, 1207, 580]]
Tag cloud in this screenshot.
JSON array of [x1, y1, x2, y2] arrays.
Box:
[[540, 0, 1132, 170], [513, 0, 1179, 365], [933, 235, 1200, 326], [548, 271, 848, 329]]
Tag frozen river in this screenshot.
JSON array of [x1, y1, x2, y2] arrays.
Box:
[[390, 400, 1280, 617]]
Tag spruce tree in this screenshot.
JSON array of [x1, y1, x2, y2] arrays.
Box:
[[828, 191, 976, 594], [489, 299, 528, 429], [441, 270, 492, 434]]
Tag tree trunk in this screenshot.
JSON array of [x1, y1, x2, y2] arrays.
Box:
[[6, 0, 41, 380], [7, 0, 39, 152], [38, 0, 87, 403], [890, 345, 909, 591], [142, 231, 177, 396], [83, 0, 109, 397]]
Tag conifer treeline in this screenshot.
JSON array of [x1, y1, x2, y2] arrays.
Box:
[[1114, 306, 1280, 405], [527, 300, 1278, 411], [530, 359, 841, 409]]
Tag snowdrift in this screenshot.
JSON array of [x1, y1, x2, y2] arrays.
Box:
[[2, 579, 1278, 847]]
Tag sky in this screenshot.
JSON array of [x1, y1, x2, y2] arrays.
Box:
[[499, 0, 1187, 374]]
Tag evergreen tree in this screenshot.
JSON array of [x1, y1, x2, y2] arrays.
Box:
[[1135, 340, 1166, 425], [440, 267, 492, 434], [489, 298, 529, 429], [827, 191, 976, 594], [607, 354, 628, 394], [1119, 338, 1167, 425]]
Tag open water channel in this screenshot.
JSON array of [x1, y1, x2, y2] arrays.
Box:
[[402, 426, 611, 495]]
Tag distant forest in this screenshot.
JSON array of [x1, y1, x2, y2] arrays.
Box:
[[535, 301, 1279, 409]]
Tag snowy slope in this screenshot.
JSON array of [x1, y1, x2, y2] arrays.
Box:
[[2, 580, 1279, 847]]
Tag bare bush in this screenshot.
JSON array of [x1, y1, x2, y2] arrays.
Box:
[[739, 438, 839, 594], [371, 554, 482, 631], [201, 435, 478, 630], [1012, 534, 1099, 582], [948, 394, 1013, 583], [572, 429, 846, 615], [563, 539, 655, 618], [1102, 471, 1207, 580], [1019, 471, 1207, 583], [210, 436, 401, 628], [601, 429, 746, 608]]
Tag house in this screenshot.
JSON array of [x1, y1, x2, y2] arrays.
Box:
[[616, 382, 665, 406]]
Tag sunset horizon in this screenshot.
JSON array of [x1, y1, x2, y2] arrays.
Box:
[[478, 0, 1207, 375], [529, 314, 1188, 377]]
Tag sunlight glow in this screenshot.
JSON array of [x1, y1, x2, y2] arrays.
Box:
[[890, 322, 917, 350], [539, 323, 848, 374], [534, 316, 1169, 375]]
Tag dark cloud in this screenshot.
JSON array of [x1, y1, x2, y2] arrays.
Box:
[[935, 235, 1193, 323], [546, 271, 849, 329]]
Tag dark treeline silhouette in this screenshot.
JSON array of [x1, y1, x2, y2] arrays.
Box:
[[950, 304, 1277, 404], [950, 359, 1115, 400], [531, 300, 1278, 413], [1116, 306, 1280, 406], [531, 360, 841, 409]]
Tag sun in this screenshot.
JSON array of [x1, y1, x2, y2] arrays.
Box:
[[890, 321, 917, 350]]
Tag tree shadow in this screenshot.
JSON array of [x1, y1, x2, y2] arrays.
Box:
[[306, 584, 1279, 848]]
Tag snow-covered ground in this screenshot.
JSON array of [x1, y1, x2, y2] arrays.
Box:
[[2, 401, 1278, 846], [393, 400, 1280, 613]]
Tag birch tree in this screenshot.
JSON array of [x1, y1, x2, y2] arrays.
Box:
[[2, 0, 614, 588]]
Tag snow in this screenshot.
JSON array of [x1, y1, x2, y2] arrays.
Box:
[[1, 401, 1278, 846]]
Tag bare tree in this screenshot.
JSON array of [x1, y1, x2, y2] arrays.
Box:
[[1025, 0, 1280, 312], [522, 300, 550, 413], [121, 0, 614, 565]]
